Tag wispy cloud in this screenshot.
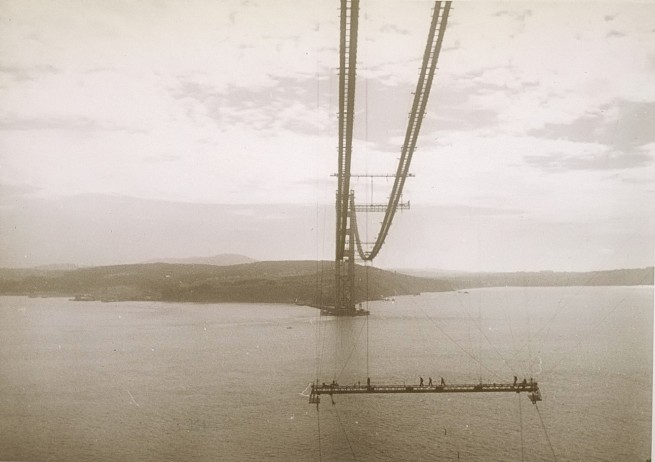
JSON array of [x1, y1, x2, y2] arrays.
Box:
[[525, 150, 653, 173], [530, 101, 655, 152], [492, 9, 532, 22], [0, 116, 147, 134], [607, 30, 626, 38], [0, 183, 40, 201], [0, 64, 58, 82], [165, 74, 332, 145]]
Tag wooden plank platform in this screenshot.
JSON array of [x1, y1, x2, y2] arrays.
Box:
[[309, 380, 542, 404]]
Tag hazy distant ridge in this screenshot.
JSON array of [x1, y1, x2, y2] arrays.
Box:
[[143, 253, 256, 266], [0, 262, 651, 305], [399, 267, 654, 289]]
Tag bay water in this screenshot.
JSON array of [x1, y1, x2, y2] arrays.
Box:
[[0, 286, 651, 461]]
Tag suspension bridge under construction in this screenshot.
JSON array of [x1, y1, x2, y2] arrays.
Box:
[[309, 0, 543, 407]]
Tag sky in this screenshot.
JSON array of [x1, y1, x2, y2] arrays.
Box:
[[0, 0, 654, 271]]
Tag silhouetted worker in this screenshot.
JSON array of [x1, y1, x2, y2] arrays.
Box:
[[513, 376, 518, 386], [420, 376, 424, 387], [521, 378, 527, 388], [428, 377, 433, 386], [367, 377, 371, 389], [440, 377, 446, 386]]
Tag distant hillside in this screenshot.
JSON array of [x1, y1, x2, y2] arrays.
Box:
[[397, 267, 654, 289], [0, 267, 75, 280], [34, 264, 80, 271], [0, 261, 448, 305], [144, 253, 256, 266], [1, 263, 650, 306]]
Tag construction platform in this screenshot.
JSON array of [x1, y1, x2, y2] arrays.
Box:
[[309, 380, 542, 405]]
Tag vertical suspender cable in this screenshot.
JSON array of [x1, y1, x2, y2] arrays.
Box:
[[317, 404, 323, 462], [478, 293, 482, 381], [535, 404, 558, 461], [333, 402, 358, 461], [518, 394, 524, 462]]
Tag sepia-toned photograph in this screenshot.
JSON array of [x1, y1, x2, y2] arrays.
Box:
[[0, 0, 653, 460]]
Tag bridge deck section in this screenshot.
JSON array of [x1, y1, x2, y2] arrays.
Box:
[[313, 382, 538, 395], [309, 381, 542, 404]]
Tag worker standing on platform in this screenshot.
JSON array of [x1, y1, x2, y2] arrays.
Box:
[[428, 377, 433, 386], [440, 377, 445, 386], [420, 376, 424, 387]]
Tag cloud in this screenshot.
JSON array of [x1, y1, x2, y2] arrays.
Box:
[[492, 9, 532, 22], [0, 183, 40, 201], [529, 101, 655, 152], [0, 64, 58, 82], [607, 30, 626, 38], [0, 116, 146, 134], [196, 76, 330, 134], [437, 2, 655, 137], [404, 131, 655, 223], [524, 150, 653, 173], [379, 24, 409, 36], [0, 69, 174, 133]]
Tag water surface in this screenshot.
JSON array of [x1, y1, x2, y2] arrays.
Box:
[[0, 286, 651, 461]]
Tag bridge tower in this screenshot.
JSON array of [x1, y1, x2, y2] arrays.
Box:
[[334, 0, 360, 314], [333, 0, 452, 314]]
